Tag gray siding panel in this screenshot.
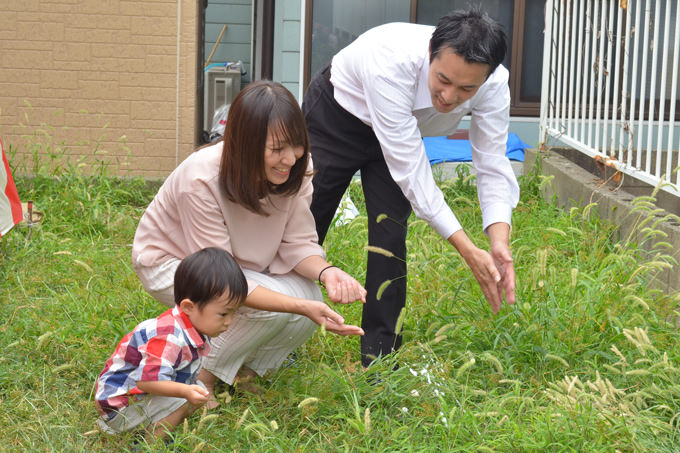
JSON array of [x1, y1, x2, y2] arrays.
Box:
[[273, 0, 301, 99], [205, 4, 251, 24]]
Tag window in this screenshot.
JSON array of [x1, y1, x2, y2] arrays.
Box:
[[304, 0, 545, 116], [305, 0, 411, 87]]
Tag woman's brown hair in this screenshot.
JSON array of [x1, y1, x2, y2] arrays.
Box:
[[219, 80, 310, 215]]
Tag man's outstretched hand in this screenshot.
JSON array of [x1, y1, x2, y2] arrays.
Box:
[[448, 223, 516, 313]]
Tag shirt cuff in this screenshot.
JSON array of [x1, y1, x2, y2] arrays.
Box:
[[430, 207, 462, 240], [481, 203, 513, 234], [246, 278, 260, 295]]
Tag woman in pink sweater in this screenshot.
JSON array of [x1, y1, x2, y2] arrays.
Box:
[[132, 80, 366, 404]]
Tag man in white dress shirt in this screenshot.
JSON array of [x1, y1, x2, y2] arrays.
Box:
[[302, 8, 519, 367]]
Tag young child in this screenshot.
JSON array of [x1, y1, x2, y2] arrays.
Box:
[[94, 247, 247, 438]]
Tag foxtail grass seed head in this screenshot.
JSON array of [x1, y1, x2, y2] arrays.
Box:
[[376, 279, 392, 301], [570, 268, 578, 287], [192, 441, 206, 453], [394, 308, 405, 335], [297, 397, 319, 409], [653, 240, 674, 250], [582, 202, 598, 220], [364, 408, 371, 432], [602, 364, 622, 374], [610, 345, 628, 364], [567, 226, 584, 235], [197, 413, 219, 431], [538, 174, 554, 190], [376, 214, 388, 223], [545, 354, 569, 368], [625, 369, 651, 376], [636, 327, 652, 345], [499, 379, 521, 386], [624, 295, 650, 311], [218, 389, 232, 403], [73, 259, 93, 273], [365, 245, 395, 258], [566, 375, 580, 395], [435, 323, 455, 337], [546, 227, 567, 237], [270, 420, 279, 431], [235, 408, 250, 429], [456, 357, 476, 379], [452, 196, 475, 206], [52, 363, 74, 374], [537, 249, 548, 276], [37, 331, 54, 349], [634, 358, 652, 365], [482, 352, 504, 373]]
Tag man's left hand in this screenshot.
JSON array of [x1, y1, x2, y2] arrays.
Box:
[[487, 223, 516, 309]]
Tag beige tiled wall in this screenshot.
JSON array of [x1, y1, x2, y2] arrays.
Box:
[[1, 0, 199, 177]]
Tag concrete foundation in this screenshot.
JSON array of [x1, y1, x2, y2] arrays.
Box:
[[525, 148, 680, 294]]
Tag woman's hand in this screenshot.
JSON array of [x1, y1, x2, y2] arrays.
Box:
[[303, 300, 365, 336], [320, 267, 367, 304], [245, 286, 363, 335]]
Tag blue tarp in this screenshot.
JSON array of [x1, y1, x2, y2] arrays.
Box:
[[424, 132, 528, 164]]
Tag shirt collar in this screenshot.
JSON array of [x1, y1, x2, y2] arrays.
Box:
[[171, 305, 208, 350], [413, 56, 433, 110]]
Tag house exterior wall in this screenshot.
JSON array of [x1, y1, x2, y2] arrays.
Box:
[[273, 0, 302, 100], [1, 0, 199, 178]]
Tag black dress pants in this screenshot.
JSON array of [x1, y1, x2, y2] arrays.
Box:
[[302, 66, 412, 367]]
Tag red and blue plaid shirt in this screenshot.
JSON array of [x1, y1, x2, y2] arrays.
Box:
[[95, 306, 210, 414]]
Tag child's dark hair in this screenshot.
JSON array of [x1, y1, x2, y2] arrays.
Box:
[[174, 247, 248, 308]]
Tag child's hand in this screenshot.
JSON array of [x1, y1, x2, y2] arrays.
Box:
[[184, 384, 210, 406]]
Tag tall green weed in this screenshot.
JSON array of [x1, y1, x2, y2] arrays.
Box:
[[1, 131, 679, 451]]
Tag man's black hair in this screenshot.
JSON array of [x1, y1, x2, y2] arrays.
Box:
[[174, 247, 248, 308], [430, 7, 507, 75]]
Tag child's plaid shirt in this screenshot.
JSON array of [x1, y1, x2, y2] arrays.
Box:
[[94, 306, 210, 414]]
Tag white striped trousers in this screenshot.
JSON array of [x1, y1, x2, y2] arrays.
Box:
[[135, 260, 319, 384]]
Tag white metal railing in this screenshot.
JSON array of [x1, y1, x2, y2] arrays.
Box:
[[539, 0, 680, 197]]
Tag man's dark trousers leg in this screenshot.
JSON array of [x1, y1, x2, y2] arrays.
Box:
[[303, 66, 412, 367]]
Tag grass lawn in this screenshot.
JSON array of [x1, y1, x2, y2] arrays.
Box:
[[1, 151, 679, 452]]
